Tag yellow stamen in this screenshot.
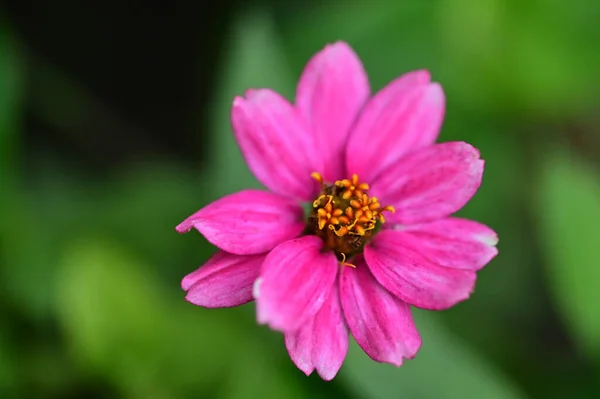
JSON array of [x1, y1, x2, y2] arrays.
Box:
[[313, 194, 326, 207], [355, 225, 366, 236], [311, 172, 324, 184], [340, 253, 356, 268], [309, 173, 395, 264]]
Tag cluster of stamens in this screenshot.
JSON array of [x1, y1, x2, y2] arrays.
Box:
[[308, 173, 395, 266]]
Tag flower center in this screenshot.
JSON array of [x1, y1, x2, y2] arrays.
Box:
[[307, 173, 395, 266]]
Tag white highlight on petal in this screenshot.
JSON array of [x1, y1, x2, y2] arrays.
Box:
[[476, 233, 499, 247], [252, 277, 263, 299]]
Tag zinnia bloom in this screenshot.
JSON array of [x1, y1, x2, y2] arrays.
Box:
[[177, 42, 498, 380]]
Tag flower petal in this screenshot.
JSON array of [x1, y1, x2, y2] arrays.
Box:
[[365, 230, 477, 310], [176, 190, 304, 255], [183, 251, 265, 308], [284, 318, 314, 377], [231, 89, 322, 200], [371, 141, 484, 224], [346, 70, 445, 183], [397, 217, 498, 270], [340, 260, 421, 366], [296, 41, 370, 181], [285, 282, 348, 381], [256, 235, 338, 332]]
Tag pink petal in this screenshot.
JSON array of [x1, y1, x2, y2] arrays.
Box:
[[397, 217, 498, 270], [296, 41, 370, 181], [231, 89, 322, 201], [175, 190, 304, 255], [365, 230, 477, 310], [346, 70, 445, 183], [340, 260, 421, 366], [183, 251, 265, 308], [371, 141, 484, 224], [256, 236, 338, 332], [285, 282, 348, 381]]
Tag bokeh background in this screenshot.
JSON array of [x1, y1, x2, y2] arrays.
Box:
[[1, 0, 600, 398]]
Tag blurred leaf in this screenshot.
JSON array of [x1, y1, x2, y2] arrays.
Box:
[[207, 9, 295, 197], [0, 23, 26, 313], [0, 23, 23, 187], [94, 161, 214, 276], [342, 311, 526, 399], [2, 219, 61, 320], [222, 345, 311, 399], [0, 332, 18, 398], [2, 159, 212, 320], [537, 148, 600, 360], [504, 18, 592, 114], [282, 1, 439, 91], [23, 343, 80, 398], [1, 161, 73, 319], [437, 0, 599, 115], [435, 0, 507, 111], [438, 121, 541, 369], [56, 238, 253, 398], [56, 239, 170, 397]]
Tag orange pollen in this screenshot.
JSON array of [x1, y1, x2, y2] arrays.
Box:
[[308, 173, 395, 264]]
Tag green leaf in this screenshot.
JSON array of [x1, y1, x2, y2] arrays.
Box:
[[0, 27, 24, 242], [537, 148, 600, 359], [0, 23, 23, 188], [55, 239, 251, 397], [0, 26, 44, 321], [221, 345, 312, 399], [56, 239, 171, 397], [342, 311, 526, 399], [438, 0, 600, 114], [282, 1, 439, 91], [436, 121, 540, 367], [92, 162, 214, 274], [0, 332, 18, 397]]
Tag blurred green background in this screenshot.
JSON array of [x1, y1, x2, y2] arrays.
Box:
[[1, 0, 600, 398]]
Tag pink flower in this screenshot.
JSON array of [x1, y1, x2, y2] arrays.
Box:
[[176, 42, 498, 381]]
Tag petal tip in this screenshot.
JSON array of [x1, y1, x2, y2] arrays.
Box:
[[243, 88, 261, 100], [181, 275, 194, 291], [232, 95, 245, 108], [184, 290, 201, 306], [233, 90, 274, 108], [252, 277, 263, 299], [415, 69, 432, 82], [477, 232, 499, 247], [426, 82, 446, 107], [175, 221, 192, 234], [316, 40, 362, 67], [316, 368, 339, 381], [301, 368, 315, 377], [453, 141, 481, 157], [293, 359, 315, 377], [256, 302, 282, 330], [256, 303, 268, 325], [326, 40, 353, 52]]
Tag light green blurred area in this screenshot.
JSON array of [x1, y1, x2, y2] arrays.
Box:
[[2, 1, 600, 398]]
